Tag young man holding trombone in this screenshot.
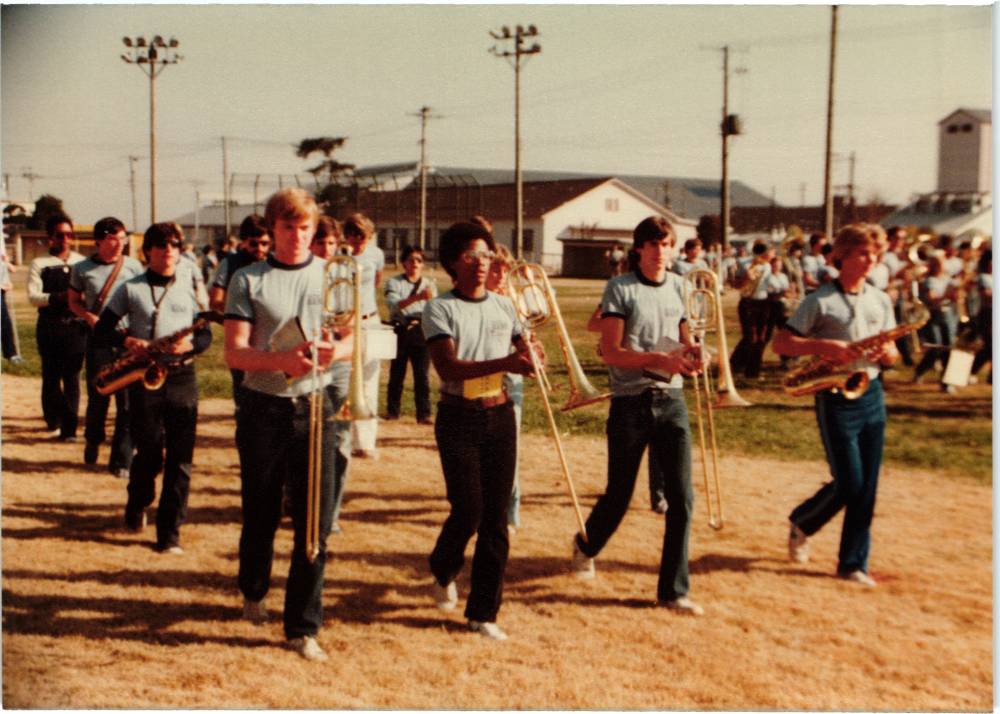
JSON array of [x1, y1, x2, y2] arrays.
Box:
[[223, 188, 352, 662], [572, 216, 706, 616]]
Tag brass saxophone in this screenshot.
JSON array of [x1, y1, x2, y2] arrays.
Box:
[[740, 258, 769, 299], [94, 312, 220, 396], [783, 301, 930, 399]]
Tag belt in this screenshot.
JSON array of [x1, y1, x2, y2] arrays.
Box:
[[439, 391, 509, 410]]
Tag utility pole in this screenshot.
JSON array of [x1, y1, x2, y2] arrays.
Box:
[[702, 44, 746, 252], [410, 106, 440, 251], [127, 156, 139, 230], [823, 6, 838, 238], [800, 182, 807, 208], [194, 185, 201, 245], [222, 137, 231, 239], [490, 24, 541, 260], [121, 35, 182, 224]]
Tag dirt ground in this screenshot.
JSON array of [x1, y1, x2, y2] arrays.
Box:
[[1, 373, 992, 710]]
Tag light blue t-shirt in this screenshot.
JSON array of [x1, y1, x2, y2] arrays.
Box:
[[354, 242, 385, 317], [422, 289, 523, 398], [384, 273, 437, 321], [225, 254, 336, 398], [103, 270, 201, 341], [70, 255, 144, 313], [601, 269, 688, 395], [786, 281, 895, 381]]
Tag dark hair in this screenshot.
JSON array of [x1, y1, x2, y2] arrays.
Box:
[[752, 241, 769, 256], [821, 243, 834, 256], [93, 216, 126, 241], [238, 214, 268, 241], [886, 226, 905, 241], [632, 216, 674, 248], [438, 222, 495, 279], [45, 214, 72, 237], [401, 244, 424, 264], [683, 238, 702, 252], [142, 222, 183, 255], [808, 233, 826, 248], [938, 234, 954, 250], [314, 215, 342, 242]]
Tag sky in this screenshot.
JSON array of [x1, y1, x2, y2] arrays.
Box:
[[1, 3, 993, 229]]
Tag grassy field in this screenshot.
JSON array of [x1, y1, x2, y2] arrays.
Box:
[[3, 265, 992, 483]]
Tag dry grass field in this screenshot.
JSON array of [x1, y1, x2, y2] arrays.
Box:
[[1, 372, 993, 710]]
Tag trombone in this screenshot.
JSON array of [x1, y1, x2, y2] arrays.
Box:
[[702, 266, 751, 409], [684, 268, 725, 530], [506, 262, 599, 543], [304, 254, 373, 563]]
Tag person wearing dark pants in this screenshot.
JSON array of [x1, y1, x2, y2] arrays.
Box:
[[224, 188, 352, 663], [69, 216, 144, 477], [94, 222, 211, 554], [423, 221, 536, 641], [729, 241, 774, 379], [384, 245, 436, 423], [572, 215, 704, 616], [126, 367, 198, 549], [773, 223, 898, 588], [27, 214, 86, 439]]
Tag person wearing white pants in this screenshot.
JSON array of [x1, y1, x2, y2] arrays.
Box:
[[343, 213, 384, 459]]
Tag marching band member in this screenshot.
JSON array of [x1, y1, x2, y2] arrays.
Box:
[[93, 222, 212, 554], [483, 244, 523, 532], [800, 233, 828, 294], [773, 224, 898, 588], [209, 214, 271, 408], [912, 255, 958, 388], [28, 214, 87, 440], [224, 188, 352, 661], [671, 238, 709, 277], [384, 244, 437, 424], [342, 213, 384, 459], [309, 214, 352, 534], [423, 221, 537, 641], [729, 240, 774, 379], [572, 216, 705, 616], [970, 248, 992, 383], [68, 216, 144, 477]]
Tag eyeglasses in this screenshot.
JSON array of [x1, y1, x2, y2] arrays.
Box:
[[151, 239, 183, 250], [459, 249, 496, 264]]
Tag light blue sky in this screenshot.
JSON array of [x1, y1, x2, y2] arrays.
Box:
[[1, 3, 992, 228]]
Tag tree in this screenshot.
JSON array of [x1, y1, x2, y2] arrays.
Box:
[[295, 137, 355, 214], [26, 194, 67, 231]]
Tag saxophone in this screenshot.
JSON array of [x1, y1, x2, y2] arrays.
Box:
[[740, 258, 769, 299], [94, 312, 220, 396], [783, 301, 930, 399]]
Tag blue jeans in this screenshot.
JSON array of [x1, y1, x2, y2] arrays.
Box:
[[236, 388, 339, 639], [577, 389, 694, 602], [790, 378, 886, 575]]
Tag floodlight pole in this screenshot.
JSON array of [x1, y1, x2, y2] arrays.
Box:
[[121, 35, 182, 225], [490, 24, 541, 261]]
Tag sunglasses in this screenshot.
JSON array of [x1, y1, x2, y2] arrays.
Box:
[[459, 249, 496, 264], [150, 239, 183, 250]]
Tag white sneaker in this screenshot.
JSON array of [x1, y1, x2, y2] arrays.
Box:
[[840, 570, 877, 588], [788, 523, 810, 563], [659, 597, 705, 616], [432, 580, 457, 611], [289, 636, 328, 662], [243, 597, 269, 624], [160, 545, 184, 555], [468, 620, 508, 641], [572, 538, 595, 580]]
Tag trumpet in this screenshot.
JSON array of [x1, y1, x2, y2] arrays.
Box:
[[505, 262, 595, 543], [94, 311, 221, 396], [683, 269, 724, 530], [784, 300, 930, 399]]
